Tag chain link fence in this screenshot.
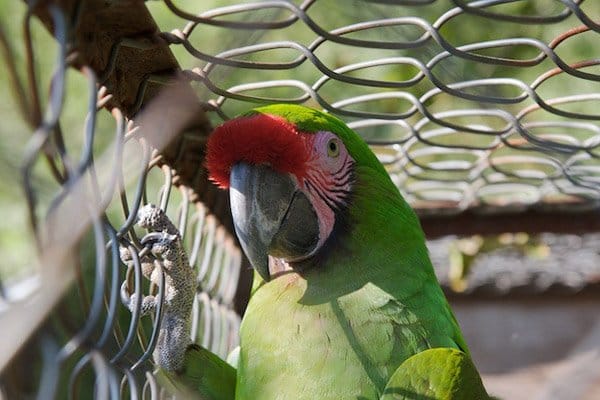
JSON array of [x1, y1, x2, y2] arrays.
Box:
[[0, 1, 241, 397], [0, 0, 599, 399], [155, 0, 599, 213]]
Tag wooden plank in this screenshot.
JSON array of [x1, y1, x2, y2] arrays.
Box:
[[419, 209, 600, 238]]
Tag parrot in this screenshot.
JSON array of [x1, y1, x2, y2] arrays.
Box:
[[160, 104, 493, 400]]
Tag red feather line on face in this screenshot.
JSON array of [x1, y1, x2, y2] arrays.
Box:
[[205, 113, 310, 189]]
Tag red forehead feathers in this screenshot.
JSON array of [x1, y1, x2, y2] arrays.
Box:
[[206, 113, 310, 188]]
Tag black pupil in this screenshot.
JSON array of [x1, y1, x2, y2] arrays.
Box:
[[329, 141, 337, 152]]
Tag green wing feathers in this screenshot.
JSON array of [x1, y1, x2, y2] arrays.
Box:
[[158, 344, 236, 400], [381, 348, 491, 400]]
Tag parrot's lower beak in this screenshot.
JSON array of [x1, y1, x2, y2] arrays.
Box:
[[229, 162, 320, 281]]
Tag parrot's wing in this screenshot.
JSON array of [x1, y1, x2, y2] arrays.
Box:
[[380, 347, 493, 400], [157, 344, 236, 400]]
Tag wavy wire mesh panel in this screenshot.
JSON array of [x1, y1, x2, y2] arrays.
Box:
[[0, 0, 599, 399], [152, 0, 599, 216], [0, 0, 240, 398]]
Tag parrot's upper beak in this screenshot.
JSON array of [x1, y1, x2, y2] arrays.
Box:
[[229, 162, 320, 281]]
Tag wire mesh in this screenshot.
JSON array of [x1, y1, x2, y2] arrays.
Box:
[[157, 0, 599, 214], [0, 0, 599, 399], [0, 2, 240, 398]]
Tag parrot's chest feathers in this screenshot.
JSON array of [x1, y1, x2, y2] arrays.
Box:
[[239, 276, 420, 399]]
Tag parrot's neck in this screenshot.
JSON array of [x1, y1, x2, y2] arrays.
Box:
[[259, 217, 436, 310], [255, 165, 440, 308], [290, 167, 438, 306]]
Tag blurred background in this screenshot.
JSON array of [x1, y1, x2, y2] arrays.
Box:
[[0, 0, 599, 399]]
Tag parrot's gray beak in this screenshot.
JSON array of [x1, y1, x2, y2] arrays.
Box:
[[229, 162, 320, 281]]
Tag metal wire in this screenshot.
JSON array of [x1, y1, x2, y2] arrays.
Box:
[[163, 0, 599, 211], [0, 2, 241, 399]]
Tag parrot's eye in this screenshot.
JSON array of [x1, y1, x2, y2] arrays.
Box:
[[327, 139, 340, 158]]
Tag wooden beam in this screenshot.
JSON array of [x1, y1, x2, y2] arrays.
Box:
[[419, 209, 600, 238]]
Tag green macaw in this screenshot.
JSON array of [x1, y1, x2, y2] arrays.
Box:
[[162, 104, 492, 399]]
